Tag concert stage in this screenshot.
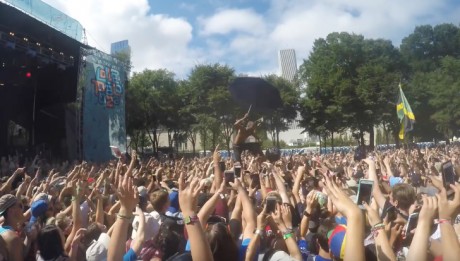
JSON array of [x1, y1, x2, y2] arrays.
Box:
[[0, 1, 127, 163]]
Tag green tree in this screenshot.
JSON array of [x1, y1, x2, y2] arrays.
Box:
[[400, 23, 460, 142], [127, 69, 181, 154], [263, 75, 299, 148], [299, 32, 403, 149], [187, 64, 237, 153]]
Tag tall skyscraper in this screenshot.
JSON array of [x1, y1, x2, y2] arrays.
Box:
[[278, 49, 298, 82], [110, 40, 130, 55]]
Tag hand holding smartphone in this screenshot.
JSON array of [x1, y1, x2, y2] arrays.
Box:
[[356, 179, 374, 209], [442, 161, 456, 190], [224, 170, 235, 187], [218, 161, 226, 172], [266, 196, 277, 213], [234, 162, 241, 178]]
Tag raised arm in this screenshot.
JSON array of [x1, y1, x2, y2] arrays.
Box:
[[292, 166, 305, 204], [230, 178, 256, 239], [130, 207, 145, 256], [323, 174, 365, 261], [65, 180, 82, 252], [363, 202, 396, 261], [198, 180, 225, 228], [271, 204, 302, 260], [178, 174, 213, 261], [364, 159, 386, 209], [245, 205, 268, 261], [406, 196, 437, 261], [437, 185, 460, 261], [300, 192, 317, 238], [107, 174, 138, 261]]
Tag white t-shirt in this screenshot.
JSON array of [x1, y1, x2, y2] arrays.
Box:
[[131, 211, 162, 241]]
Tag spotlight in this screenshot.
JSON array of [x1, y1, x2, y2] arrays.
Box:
[[9, 32, 14, 36], [36, 42, 41, 46], [23, 37, 28, 41]]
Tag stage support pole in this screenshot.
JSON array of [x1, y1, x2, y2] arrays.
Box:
[[32, 81, 37, 146]]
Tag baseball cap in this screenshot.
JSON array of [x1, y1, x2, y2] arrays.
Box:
[[0, 194, 17, 215], [168, 190, 180, 214], [328, 225, 347, 259]]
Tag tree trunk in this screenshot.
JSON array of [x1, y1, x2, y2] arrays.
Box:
[[318, 135, 321, 155], [394, 131, 400, 148], [384, 124, 390, 146], [331, 132, 334, 152], [359, 130, 365, 148], [369, 127, 375, 150], [270, 130, 276, 147], [141, 131, 145, 154], [276, 129, 280, 148], [201, 129, 207, 155]]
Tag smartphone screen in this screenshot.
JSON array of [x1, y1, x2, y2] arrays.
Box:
[[403, 212, 419, 245], [224, 170, 235, 186], [405, 213, 419, 236], [251, 174, 260, 188], [357, 180, 373, 208], [442, 161, 456, 189], [218, 161, 226, 173], [234, 166, 241, 178], [266, 197, 277, 213]]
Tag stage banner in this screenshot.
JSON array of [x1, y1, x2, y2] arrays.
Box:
[[3, 0, 83, 42], [79, 48, 127, 162]]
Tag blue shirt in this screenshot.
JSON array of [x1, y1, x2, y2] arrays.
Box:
[[123, 248, 137, 261]]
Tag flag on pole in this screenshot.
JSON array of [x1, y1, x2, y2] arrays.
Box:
[[396, 84, 415, 140]]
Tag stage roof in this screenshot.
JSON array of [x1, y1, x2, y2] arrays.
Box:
[[0, 1, 86, 58]]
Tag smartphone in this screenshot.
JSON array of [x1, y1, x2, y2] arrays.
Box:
[[403, 212, 419, 245], [218, 161, 226, 173], [224, 170, 235, 186], [266, 197, 277, 213], [234, 165, 242, 178], [410, 173, 423, 187], [442, 161, 456, 190], [250, 174, 260, 188], [356, 179, 374, 209]]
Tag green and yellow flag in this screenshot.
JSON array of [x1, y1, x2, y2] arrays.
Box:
[[396, 84, 415, 140]]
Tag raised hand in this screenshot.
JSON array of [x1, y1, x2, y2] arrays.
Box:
[[116, 174, 138, 215], [271, 204, 284, 227], [178, 173, 203, 214], [363, 202, 381, 227], [213, 145, 221, 164], [323, 173, 361, 218], [257, 204, 269, 230], [436, 184, 460, 220], [305, 191, 318, 214], [280, 204, 293, 228]]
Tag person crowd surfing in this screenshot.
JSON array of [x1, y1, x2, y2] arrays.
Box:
[[0, 137, 459, 260]]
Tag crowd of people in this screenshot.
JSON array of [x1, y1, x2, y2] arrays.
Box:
[[0, 124, 459, 261]]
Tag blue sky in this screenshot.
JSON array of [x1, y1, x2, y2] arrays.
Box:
[[43, 0, 460, 78]]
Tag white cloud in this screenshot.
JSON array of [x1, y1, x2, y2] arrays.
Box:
[[42, 0, 196, 76], [38, 0, 460, 78], [199, 8, 266, 36]]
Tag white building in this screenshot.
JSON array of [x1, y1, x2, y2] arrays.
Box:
[[278, 49, 298, 82]]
